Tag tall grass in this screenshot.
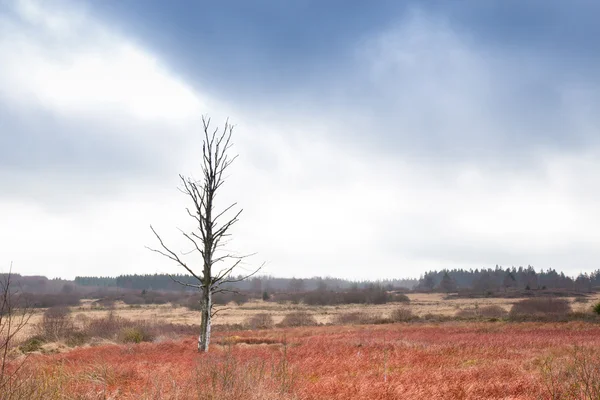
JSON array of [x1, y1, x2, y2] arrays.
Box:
[[540, 346, 600, 400]]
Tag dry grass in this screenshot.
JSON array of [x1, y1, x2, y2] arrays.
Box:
[[16, 292, 600, 341], [8, 321, 600, 399]]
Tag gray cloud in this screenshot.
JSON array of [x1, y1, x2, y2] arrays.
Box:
[[1, 1, 600, 279]]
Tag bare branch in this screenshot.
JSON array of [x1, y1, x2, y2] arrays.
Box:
[[212, 202, 238, 226], [219, 263, 264, 285], [211, 259, 243, 286], [147, 225, 203, 283], [179, 228, 204, 257], [166, 274, 203, 289], [211, 252, 256, 266], [214, 262, 264, 287], [213, 209, 243, 239], [211, 306, 230, 318]]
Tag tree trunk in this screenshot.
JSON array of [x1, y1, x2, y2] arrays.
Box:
[[198, 287, 212, 352]]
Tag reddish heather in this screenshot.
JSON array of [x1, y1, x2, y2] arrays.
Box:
[[26, 322, 600, 399]]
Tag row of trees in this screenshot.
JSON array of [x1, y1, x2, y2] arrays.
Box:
[[74, 274, 418, 292], [418, 266, 600, 293]]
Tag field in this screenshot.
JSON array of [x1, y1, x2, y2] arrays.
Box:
[[22, 291, 600, 332], [7, 294, 600, 399]]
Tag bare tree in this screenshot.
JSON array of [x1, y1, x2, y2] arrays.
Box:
[[1, 265, 33, 395], [148, 117, 260, 352]]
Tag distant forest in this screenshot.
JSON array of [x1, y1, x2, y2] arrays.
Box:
[[418, 265, 600, 293], [4, 265, 599, 297], [72, 266, 600, 294], [73, 274, 420, 292]]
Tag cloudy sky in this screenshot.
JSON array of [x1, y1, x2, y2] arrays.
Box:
[[1, 0, 599, 280]]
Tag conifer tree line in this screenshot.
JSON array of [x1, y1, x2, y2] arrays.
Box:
[[417, 265, 600, 292], [73, 274, 419, 292], [74, 266, 600, 293]]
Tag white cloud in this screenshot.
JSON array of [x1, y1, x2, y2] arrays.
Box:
[[0, 0, 203, 121], [1, 2, 599, 280]]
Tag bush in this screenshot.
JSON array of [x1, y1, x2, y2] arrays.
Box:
[[184, 292, 249, 310], [65, 331, 89, 347], [302, 286, 396, 306], [303, 291, 339, 306], [390, 308, 414, 322], [93, 298, 116, 308], [19, 336, 45, 353], [35, 306, 74, 340], [213, 292, 249, 306], [23, 311, 199, 351], [455, 308, 478, 318], [540, 346, 600, 400], [27, 293, 81, 308], [119, 327, 153, 344], [389, 293, 410, 303], [279, 311, 318, 327], [121, 293, 146, 305], [85, 311, 127, 338], [479, 305, 508, 318], [273, 292, 304, 305], [334, 312, 377, 325], [593, 302, 600, 315], [185, 294, 202, 311], [509, 297, 572, 318], [245, 313, 274, 330], [421, 313, 453, 322], [456, 305, 508, 319]]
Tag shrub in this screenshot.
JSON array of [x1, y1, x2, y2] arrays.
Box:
[[73, 313, 91, 328], [85, 311, 127, 338], [273, 292, 304, 305], [65, 331, 89, 347], [593, 302, 600, 315], [119, 327, 153, 344], [421, 313, 453, 322], [279, 312, 317, 327], [245, 313, 274, 330], [93, 298, 116, 308], [121, 293, 146, 305], [27, 293, 81, 308], [478, 305, 508, 318], [455, 308, 478, 318], [364, 286, 389, 305], [184, 292, 249, 310], [334, 312, 376, 325], [19, 336, 45, 353], [303, 291, 339, 306], [390, 307, 414, 322], [185, 294, 202, 311], [389, 293, 410, 303], [302, 287, 397, 306], [509, 297, 572, 318], [35, 306, 74, 340], [213, 292, 249, 306], [80, 312, 198, 342], [540, 346, 600, 400], [456, 305, 508, 319]]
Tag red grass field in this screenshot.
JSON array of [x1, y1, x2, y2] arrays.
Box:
[[22, 322, 600, 399]]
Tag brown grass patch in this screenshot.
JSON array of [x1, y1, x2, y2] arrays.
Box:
[[9, 322, 600, 399], [217, 335, 284, 346]]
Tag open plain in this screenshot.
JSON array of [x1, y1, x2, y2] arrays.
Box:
[[7, 293, 600, 399], [16, 321, 600, 399]]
